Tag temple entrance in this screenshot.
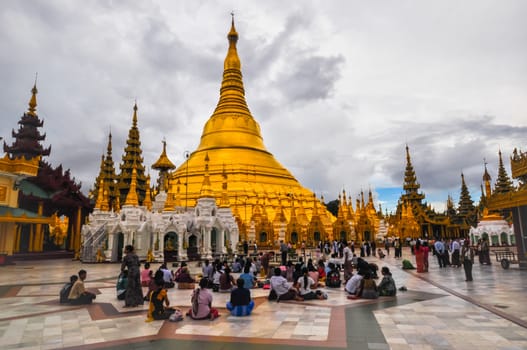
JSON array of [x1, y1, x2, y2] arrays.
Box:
[[115, 232, 124, 262], [187, 234, 200, 261], [291, 231, 298, 244], [340, 231, 346, 241], [364, 231, 371, 241], [314, 231, 321, 243], [259, 232, 267, 243], [163, 231, 178, 262], [211, 228, 218, 255], [18, 224, 30, 253]]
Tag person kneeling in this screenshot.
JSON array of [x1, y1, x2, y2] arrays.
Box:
[[226, 278, 255, 316]]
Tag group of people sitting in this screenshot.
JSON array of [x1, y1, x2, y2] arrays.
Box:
[[345, 265, 396, 299], [59, 269, 97, 305]]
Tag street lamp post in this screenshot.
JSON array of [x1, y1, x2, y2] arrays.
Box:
[[184, 151, 190, 212]]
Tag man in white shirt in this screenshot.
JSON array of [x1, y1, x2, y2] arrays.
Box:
[[345, 270, 364, 296], [434, 240, 445, 268]]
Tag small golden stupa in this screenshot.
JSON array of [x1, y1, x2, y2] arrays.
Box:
[[168, 17, 335, 244]]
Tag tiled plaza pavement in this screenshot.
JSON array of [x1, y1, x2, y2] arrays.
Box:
[[1, 247, 526, 350]]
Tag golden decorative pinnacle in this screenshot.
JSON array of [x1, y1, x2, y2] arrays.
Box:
[[27, 81, 38, 116]]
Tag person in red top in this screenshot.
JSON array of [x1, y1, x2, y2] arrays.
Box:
[[317, 259, 327, 282]]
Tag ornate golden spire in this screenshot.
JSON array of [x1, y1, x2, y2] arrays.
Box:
[[27, 81, 38, 116], [124, 164, 139, 206], [197, 16, 267, 153], [152, 140, 176, 170], [95, 179, 107, 210], [143, 175, 153, 210], [200, 153, 214, 198]]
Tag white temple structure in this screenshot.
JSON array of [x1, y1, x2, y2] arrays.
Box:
[[80, 161, 239, 263], [469, 210, 514, 246]]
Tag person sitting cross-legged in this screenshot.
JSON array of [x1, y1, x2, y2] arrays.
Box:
[[377, 267, 397, 296], [146, 278, 176, 321], [226, 278, 255, 316], [68, 269, 96, 305]]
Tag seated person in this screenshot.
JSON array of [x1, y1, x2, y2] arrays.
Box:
[[116, 270, 128, 301], [212, 264, 223, 292], [146, 279, 176, 321], [307, 264, 320, 287], [175, 266, 195, 283], [377, 248, 386, 259], [345, 269, 365, 296], [297, 267, 325, 300], [174, 262, 188, 280], [232, 259, 242, 273], [68, 269, 96, 305], [188, 278, 219, 320], [239, 264, 256, 289], [270, 267, 303, 301], [325, 263, 342, 288], [219, 267, 235, 292], [317, 260, 327, 282], [141, 262, 153, 287], [226, 278, 255, 316], [351, 271, 378, 299], [159, 263, 174, 288], [377, 267, 397, 296], [60, 275, 78, 304]]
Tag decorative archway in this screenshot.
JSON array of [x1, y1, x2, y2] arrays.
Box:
[[291, 231, 298, 244], [314, 231, 321, 243], [163, 231, 178, 262], [116, 232, 124, 262], [187, 234, 199, 261], [211, 228, 218, 254], [340, 230, 346, 241], [500, 232, 508, 246], [259, 231, 267, 243]]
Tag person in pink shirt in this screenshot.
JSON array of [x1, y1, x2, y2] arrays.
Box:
[[188, 278, 219, 320], [141, 262, 153, 287]]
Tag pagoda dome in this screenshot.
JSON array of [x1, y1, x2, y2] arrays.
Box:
[[169, 18, 334, 234]]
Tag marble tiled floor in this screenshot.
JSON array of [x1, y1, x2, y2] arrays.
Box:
[[1, 247, 526, 350]]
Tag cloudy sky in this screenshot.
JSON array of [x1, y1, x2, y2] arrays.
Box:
[[1, 0, 526, 213]]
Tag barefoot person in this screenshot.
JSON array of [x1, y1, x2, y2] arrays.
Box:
[[121, 245, 143, 307]]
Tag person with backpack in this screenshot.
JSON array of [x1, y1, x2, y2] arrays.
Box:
[[59, 275, 78, 304], [325, 263, 342, 288]]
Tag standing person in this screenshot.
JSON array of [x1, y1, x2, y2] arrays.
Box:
[[394, 239, 401, 259], [68, 270, 96, 305], [243, 240, 249, 256], [121, 245, 143, 307], [415, 240, 424, 273], [385, 239, 391, 256], [343, 241, 353, 282], [461, 240, 475, 281], [451, 238, 461, 267], [253, 241, 258, 254], [481, 237, 491, 265], [434, 239, 445, 268], [280, 240, 288, 266], [422, 241, 430, 272], [371, 240, 377, 257]]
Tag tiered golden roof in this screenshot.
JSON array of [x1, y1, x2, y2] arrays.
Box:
[[168, 18, 335, 244]]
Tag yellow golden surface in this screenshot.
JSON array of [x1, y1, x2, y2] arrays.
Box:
[[168, 19, 335, 235]]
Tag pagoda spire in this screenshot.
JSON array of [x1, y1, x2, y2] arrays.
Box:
[[124, 164, 139, 206], [118, 102, 147, 204], [458, 173, 475, 216], [152, 139, 176, 192], [483, 160, 492, 198], [27, 81, 38, 116], [4, 82, 51, 160], [199, 153, 214, 198], [400, 145, 425, 206], [92, 131, 118, 206], [143, 175, 153, 210], [195, 16, 268, 154], [494, 150, 514, 194]]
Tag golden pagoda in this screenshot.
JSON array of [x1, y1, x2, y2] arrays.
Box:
[[168, 18, 335, 247]]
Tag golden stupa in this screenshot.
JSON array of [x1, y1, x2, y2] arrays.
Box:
[[168, 18, 335, 244]]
